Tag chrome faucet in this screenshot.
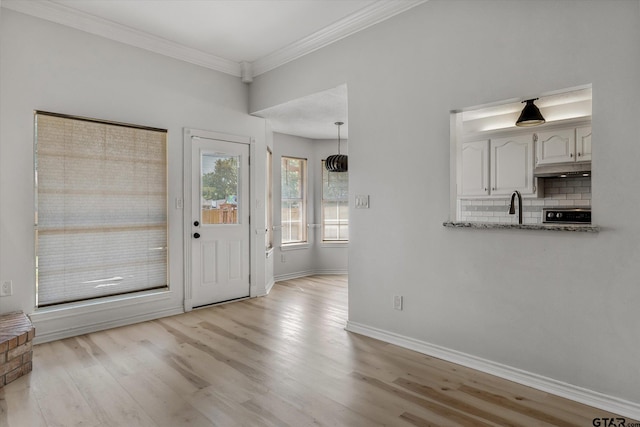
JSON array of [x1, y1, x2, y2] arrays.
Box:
[[508, 190, 523, 224]]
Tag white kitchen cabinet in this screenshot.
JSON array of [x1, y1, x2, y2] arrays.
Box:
[[535, 126, 591, 165], [490, 135, 536, 196], [535, 128, 575, 165], [460, 140, 489, 196], [576, 125, 592, 162]]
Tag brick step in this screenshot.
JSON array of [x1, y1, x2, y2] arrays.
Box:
[[0, 311, 35, 387]]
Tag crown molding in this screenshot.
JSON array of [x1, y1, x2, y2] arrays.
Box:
[[1, 0, 428, 80], [1, 0, 241, 76], [251, 0, 428, 77]]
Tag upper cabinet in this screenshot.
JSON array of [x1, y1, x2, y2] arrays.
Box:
[[535, 125, 591, 165], [576, 125, 592, 162], [458, 121, 590, 198], [490, 135, 536, 196], [459, 135, 536, 197], [460, 140, 490, 196]]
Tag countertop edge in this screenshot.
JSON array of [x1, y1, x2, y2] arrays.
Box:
[[442, 221, 600, 233]]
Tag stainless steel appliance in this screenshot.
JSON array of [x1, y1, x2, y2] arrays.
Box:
[[543, 208, 591, 224]]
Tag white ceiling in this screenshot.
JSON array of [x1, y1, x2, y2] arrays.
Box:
[[51, 0, 377, 64], [254, 84, 349, 139], [2, 0, 426, 139]]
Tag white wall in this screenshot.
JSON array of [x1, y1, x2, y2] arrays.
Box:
[[272, 133, 348, 280], [0, 10, 267, 341], [251, 0, 640, 412]]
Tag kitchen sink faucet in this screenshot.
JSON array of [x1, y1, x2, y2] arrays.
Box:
[[508, 190, 523, 224]]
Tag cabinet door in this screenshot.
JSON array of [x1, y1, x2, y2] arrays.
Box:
[[576, 126, 592, 162], [535, 128, 575, 165], [491, 135, 535, 196], [460, 140, 489, 196]]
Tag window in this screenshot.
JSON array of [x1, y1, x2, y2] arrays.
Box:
[[281, 157, 307, 244], [35, 112, 167, 307], [266, 148, 273, 249], [322, 161, 349, 242]]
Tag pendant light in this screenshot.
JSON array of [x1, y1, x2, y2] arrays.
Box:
[[325, 121, 348, 172], [515, 98, 546, 127]]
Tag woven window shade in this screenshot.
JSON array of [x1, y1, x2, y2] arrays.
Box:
[[35, 113, 168, 307]]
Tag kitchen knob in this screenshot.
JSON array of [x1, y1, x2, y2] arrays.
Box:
[[556, 213, 563, 218], [193, 232, 201, 239], [547, 212, 554, 218]]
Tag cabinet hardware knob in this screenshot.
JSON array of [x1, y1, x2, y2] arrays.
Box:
[[193, 221, 199, 227], [578, 152, 582, 157], [570, 153, 574, 157], [193, 232, 201, 239]]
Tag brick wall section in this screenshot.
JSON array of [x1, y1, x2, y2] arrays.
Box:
[[0, 311, 35, 387]]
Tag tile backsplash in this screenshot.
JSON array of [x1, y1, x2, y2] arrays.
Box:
[[458, 176, 591, 224]]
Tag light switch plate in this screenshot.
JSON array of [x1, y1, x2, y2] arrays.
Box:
[[1, 280, 13, 297], [355, 195, 370, 209]]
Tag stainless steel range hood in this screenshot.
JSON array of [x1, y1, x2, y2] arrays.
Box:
[[534, 162, 591, 178]]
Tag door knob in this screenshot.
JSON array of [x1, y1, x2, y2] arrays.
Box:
[[193, 232, 200, 239]]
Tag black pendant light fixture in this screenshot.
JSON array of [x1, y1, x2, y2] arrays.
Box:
[[325, 121, 348, 172], [516, 98, 546, 127]]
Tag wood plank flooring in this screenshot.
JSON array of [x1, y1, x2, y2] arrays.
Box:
[[0, 275, 633, 426]]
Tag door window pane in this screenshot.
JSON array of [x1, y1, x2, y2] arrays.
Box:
[[201, 154, 239, 224]]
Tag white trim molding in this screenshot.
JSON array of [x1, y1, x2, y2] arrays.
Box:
[[1, 0, 427, 80], [345, 321, 640, 421], [1, 0, 240, 76], [274, 269, 348, 282], [251, 0, 428, 76]]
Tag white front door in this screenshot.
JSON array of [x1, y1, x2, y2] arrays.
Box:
[[190, 135, 250, 307]]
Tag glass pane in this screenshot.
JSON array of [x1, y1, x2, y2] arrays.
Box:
[[322, 167, 348, 200], [202, 154, 239, 224], [281, 158, 303, 199]]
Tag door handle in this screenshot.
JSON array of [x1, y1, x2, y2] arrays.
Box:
[[193, 232, 200, 239]]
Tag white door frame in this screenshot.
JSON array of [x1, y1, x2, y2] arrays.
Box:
[[183, 128, 256, 311]]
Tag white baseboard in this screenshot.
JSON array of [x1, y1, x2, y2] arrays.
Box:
[[274, 269, 347, 282], [345, 321, 640, 421], [265, 278, 276, 295], [33, 307, 184, 344]]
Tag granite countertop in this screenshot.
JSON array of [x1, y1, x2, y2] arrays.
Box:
[[442, 221, 600, 233]]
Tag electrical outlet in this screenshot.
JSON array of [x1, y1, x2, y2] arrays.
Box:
[[1, 280, 13, 297], [393, 295, 403, 310]]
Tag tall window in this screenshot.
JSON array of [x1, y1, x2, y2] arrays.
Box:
[[281, 157, 307, 244], [266, 148, 273, 249], [322, 161, 349, 242], [35, 112, 167, 307]]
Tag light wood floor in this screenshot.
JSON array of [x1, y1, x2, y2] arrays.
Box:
[[0, 275, 632, 426]]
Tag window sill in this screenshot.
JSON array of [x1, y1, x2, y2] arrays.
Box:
[[31, 287, 172, 322], [320, 241, 349, 248], [280, 243, 310, 251]]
